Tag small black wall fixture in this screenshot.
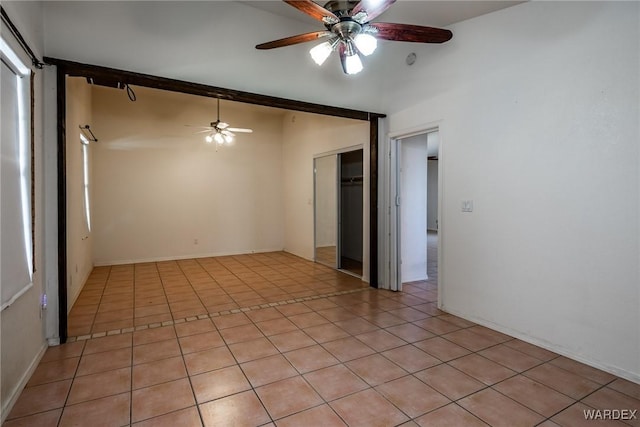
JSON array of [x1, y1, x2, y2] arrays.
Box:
[[79, 125, 98, 143]]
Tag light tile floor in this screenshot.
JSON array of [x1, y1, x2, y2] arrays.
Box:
[[5, 250, 639, 426], [66, 252, 368, 337]]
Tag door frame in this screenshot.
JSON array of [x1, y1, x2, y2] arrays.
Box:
[[46, 57, 384, 342], [386, 124, 443, 306], [337, 148, 364, 277], [313, 144, 364, 274]]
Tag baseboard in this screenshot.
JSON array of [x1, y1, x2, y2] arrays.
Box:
[[93, 247, 286, 267], [1, 341, 48, 424], [402, 274, 428, 283], [67, 265, 93, 314], [440, 306, 640, 385]]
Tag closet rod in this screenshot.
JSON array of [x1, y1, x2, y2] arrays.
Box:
[[341, 176, 363, 184]]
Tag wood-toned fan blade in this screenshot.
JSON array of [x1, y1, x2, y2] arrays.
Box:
[[284, 0, 338, 22], [227, 128, 253, 133], [352, 0, 396, 22], [369, 22, 452, 43], [256, 31, 332, 50]]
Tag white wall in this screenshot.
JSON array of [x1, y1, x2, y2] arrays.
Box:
[[1, 1, 49, 421], [387, 1, 640, 381], [66, 77, 93, 310], [90, 85, 285, 265], [281, 112, 369, 280], [400, 134, 428, 282]]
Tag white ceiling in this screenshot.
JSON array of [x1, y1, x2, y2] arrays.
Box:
[[241, 0, 523, 28], [42, 1, 524, 113]]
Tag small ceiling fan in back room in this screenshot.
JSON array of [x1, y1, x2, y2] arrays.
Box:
[[187, 97, 253, 147], [255, 0, 453, 75]]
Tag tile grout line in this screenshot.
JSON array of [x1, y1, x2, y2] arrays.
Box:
[[66, 288, 370, 342], [17, 283, 634, 426]]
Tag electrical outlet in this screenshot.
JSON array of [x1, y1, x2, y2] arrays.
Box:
[[194, 239, 199, 245], [461, 200, 474, 212]]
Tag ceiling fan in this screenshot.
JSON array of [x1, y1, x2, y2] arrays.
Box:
[[255, 0, 453, 75], [190, 97, 253, 146]]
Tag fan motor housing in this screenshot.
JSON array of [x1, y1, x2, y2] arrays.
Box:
[[324, 0, 359, 17], [333, 20, 362, 38]]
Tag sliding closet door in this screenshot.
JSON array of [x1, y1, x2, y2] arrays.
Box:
[[314, 154, 338, 268], [338, 149, 363, 276]]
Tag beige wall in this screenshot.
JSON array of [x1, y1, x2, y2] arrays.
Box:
[[281, 111, 369, 280], [66, 77, 94, 310], [89, 85, 371, 271], [91, 86, 286, 265]]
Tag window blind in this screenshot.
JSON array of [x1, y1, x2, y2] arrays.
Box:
[[1, 42, 33, 310]]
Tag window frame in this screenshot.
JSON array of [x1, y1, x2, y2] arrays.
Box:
[[1, 36, 34, 310]]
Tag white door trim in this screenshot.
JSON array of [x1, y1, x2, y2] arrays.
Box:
[[384, 123, 443, 306]]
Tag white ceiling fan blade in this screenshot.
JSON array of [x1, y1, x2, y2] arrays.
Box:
[[185, 124, 214, 129], [218, 122, 229, 129], [227, 127, 253, 133], [221, 130, 236, 137], [195, 129, 214, 134]]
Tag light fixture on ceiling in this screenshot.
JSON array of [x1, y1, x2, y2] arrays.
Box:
[[255, 0, 453, 76], [309, 36, 340, 66], [309, 19, 376, 75], [354, 32, 377, 56], [201, 98, 253, 147], [341, 39, 364, 75], [187, 98, 253, 148], [308, 27, 377, 74]]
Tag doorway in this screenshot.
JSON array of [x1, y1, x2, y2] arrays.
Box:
[[339, 149, 364, 276], [390, 130, 440, 291], [314, 147, 364, 278], [51, 58, 383, 342]]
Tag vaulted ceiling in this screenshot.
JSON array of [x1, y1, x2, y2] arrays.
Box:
[[42, 1, 522, 112]]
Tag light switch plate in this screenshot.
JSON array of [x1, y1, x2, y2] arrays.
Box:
[[461, 200, 474, 212]]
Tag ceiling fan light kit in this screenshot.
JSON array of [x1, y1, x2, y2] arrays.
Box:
[[342, 39, 363, 75], [256, 0, 453, 75], [188, 97, 253, 148], [309, 36, 340, 65], [353, 32, 377, 56]]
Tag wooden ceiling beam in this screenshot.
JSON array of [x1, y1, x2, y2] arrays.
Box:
[[44, 57, 386, 121]]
